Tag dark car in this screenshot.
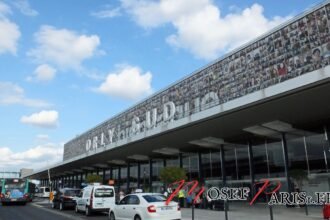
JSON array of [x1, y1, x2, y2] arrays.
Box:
[[52, 188, 81, 210]]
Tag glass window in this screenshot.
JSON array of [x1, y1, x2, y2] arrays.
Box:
[[183, 153, 199, 180], [94, 188, 114, 197], [201, 150, 221, 180], [128, 195, 140, 205], [140, 163, 150, 190], [305, 133, 328, 172], [121, 167, 127, 188], [267, 140, 285, 178], [236, 145, 250, 180], [143, 194, 166, 203], [129, 164, 138, 190], [120, 195, 130, 204], [152, 160, 164, 182], [287, 135, 308, 171], [64, 189, 80, 196], [166, 158, 179, 167], [253, 141, 270, 179]]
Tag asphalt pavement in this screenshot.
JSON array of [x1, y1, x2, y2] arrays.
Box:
[[0, 203, 76, 220], [0, 199, 323, 220]]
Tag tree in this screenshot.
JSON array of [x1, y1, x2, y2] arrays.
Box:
[[290, 169, 308, 191], [160, 167, 187, 185], [86, 174, 102, 184]]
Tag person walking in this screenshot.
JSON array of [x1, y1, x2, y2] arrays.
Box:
[[178, 189, 185, 208]]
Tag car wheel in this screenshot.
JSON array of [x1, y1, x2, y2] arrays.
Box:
[[85, 206, 91, 216], [59, 202, 64, 211], [109, 212, 115, 220], [134, 215, 141, 220], [75, 205, 79, 213]]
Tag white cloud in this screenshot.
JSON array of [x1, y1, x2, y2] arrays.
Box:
[[21, 110, 59, 128], [0, 81, 50, 107], [91, 7, 121, 18], [0, 1, 11, 16], [28, 25, 101, 69], [27, 64, 57, 82], [0, 1, 21, 55], [36, 134, 50, 141], [0, 143, 63, 171], [95, 65, 153, 100], [13, 0, 38, 16], [121, 0, 290, 60]]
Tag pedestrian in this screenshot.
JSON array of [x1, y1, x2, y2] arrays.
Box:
[[119, 189, 125, 201], [178, 189, 185, 208]]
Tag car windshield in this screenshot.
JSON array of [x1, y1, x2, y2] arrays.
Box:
[[94, 188, 114, 198], [5, 182, 25, 197], [64, 190, 80, 196], [5, 183, 25, 190], [143, 194, 166, 203]]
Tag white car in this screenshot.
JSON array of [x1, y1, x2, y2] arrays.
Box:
[[75, 184, 115, 216], [109, 193, 181, 220], [35, 186, 50, 198]]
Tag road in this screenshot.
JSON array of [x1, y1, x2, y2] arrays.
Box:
[[1, 199, 321, 220], [0, 198, 109, 220], [0, 203, 78, 220]]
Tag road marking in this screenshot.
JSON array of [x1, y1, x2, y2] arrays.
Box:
[[30, 203, 82, 220]]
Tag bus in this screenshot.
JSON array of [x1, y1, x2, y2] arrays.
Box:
[[0, 178, 35, 205]]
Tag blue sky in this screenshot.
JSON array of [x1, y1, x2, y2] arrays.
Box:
[[0, 0, 323, 171]]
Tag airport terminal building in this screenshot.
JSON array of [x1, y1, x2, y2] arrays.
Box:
[[29, 1, 330, 205]]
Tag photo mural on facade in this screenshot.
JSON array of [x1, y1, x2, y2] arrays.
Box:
[[63, 4, 330, 161]]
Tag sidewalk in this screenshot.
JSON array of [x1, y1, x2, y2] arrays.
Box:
[[181, 203, 323, 220]]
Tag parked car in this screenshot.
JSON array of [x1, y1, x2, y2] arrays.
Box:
[[108, 193, 181, 220], [75, 183, 115, 216], [35, 186, 50, 198], [52, 188, 81, 210]]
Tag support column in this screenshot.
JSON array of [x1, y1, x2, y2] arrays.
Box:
[[220, 144, 229, 220], [102, 169, 106, 184], [80, 173, 83, 188], [127, 163, 130, 193], [110, 167, 113, 180], [220, 145, 226, 186], [281, 133, 292, 193], [324, 126, 330, 191], [248, 140, 255, 197], [198, 152, 204, 183], [117, 167, 121, 192], [137, 162, 141, 189], [149, 159, 153, 191], [179, 153, 183, 168]]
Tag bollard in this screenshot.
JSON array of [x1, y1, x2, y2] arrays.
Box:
[[224, 199, 228, 220], [192, 203, 195, 220], [304, 204, 309, 216], [269, 204, 274, 220]]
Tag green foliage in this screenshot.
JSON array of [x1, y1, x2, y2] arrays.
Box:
[[86, 174, 102, 184], [160, 167, 187, 185], [290, 169, 308, 189]]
